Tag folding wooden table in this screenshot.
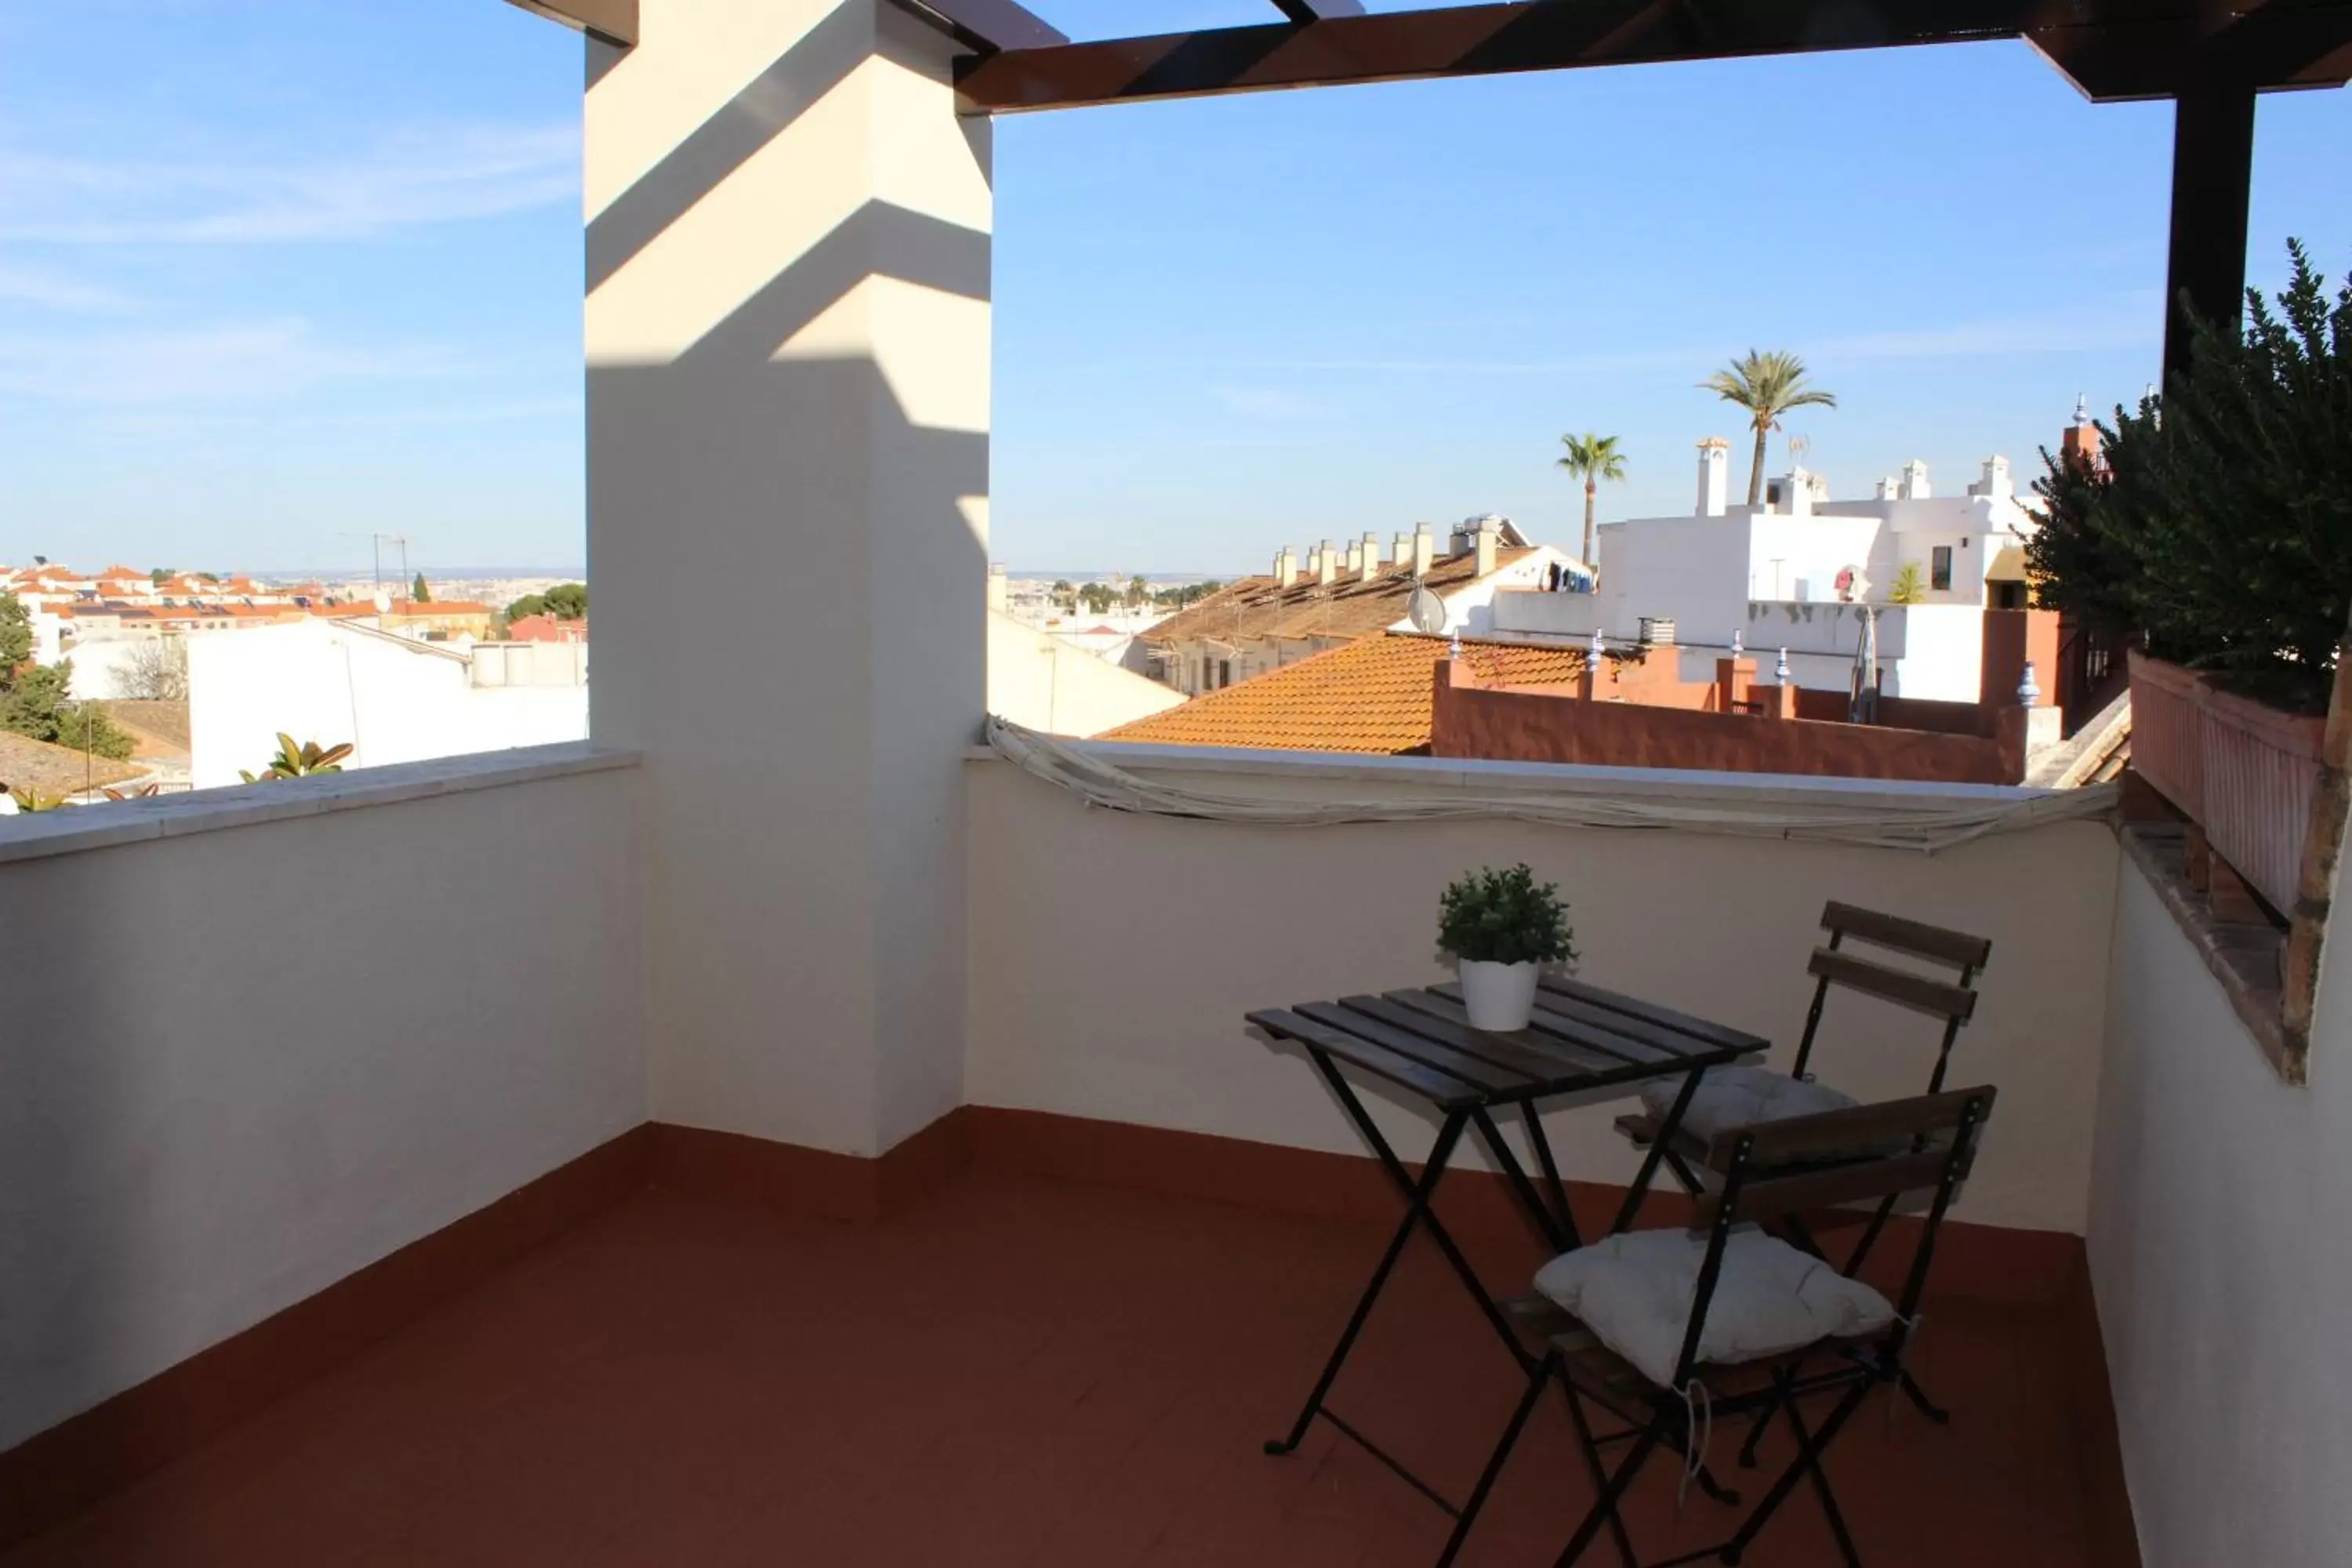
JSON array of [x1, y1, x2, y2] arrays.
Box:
[[1247, 976, 1769, 1531]]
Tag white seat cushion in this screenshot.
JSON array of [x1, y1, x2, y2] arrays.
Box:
[[1534, 1228, 1895, 1388], [1639, 1065, 1860, 1150]]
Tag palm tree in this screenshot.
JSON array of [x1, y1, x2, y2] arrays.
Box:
[[1555, 433, 1628, 569], [1700, 350, 1838, 506]]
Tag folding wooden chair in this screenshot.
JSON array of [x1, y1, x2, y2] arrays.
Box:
[[1615, 903, 1989, 1186], [1612, 903, 1990, 1442], [1436, 1087, 1997, 1568]]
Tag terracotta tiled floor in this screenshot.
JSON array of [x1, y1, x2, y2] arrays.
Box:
[[5, 1171, 2118, 1566]]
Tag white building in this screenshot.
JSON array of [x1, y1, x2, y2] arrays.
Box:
[[984, 610, 1181, 738], [1490, 441, 2039, 701], [187, 619, 589, 789]]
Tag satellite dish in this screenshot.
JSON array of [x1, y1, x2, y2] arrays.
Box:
[[1406, 584, 1446, 636]]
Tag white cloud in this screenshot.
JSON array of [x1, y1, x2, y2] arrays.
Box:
[[0, 318, 471, 405], [1214, 385, 1324, 419], [1195, 297, 2163, 379], [0, 122, 579, 245], [0, 265, 131, 310]]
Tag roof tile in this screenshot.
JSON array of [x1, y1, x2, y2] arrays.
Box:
[[1097, 633, 1584, 754]]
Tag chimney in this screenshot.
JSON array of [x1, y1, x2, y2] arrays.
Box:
[[2062, 422, 2101, 470], [1393, 532, 1410, 571], [1474, 515, 1500, 578], [1316, 539, 1338, 588], [985, 563, 1008, 615], [1970, 454, 2013, 499], [1342, 539, 1361, 577], [1273, 546, 1297, 587], [1359, 532, 1381, 582], [1900, 459, 1931, 499], [1697, 437, 1730, 517], [1410, 524, 1435, 579], [1875, 475, 1899, 500]]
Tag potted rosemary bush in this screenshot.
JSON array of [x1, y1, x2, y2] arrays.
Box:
[[2030, 239, 2350, 912], [1437, 863, 1575, 1032]]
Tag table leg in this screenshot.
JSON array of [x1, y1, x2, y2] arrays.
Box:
[[1611, 1066, 1704, 1235], [1472, 1105, 1570, 1253], [1520, 1100, 1582, 1250], [1265, 1074, 1471, 1457]]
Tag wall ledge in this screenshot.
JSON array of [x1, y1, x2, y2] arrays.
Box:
[[2120, 823, 2296, 1082], [963, 735, 2059, 808], [0, 742, 641, 866]]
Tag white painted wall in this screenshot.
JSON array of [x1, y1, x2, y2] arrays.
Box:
[[986, 611, 1179, 738], [187, 620, 587, 789], [587, 0, 988, 1156], [0, 752, 647, 1452], [967, 753, 2119, 1235], [2087, 858, 2352, 1566]]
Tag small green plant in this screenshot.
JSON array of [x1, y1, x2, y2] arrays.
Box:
[[240, 734, 354, 783], [1437, 863, 1576, 967], [1887, 563, 1926, 604], [7, 785, 67, 812]]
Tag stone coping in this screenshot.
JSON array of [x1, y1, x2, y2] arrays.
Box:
[[0, 743, 641, 866]]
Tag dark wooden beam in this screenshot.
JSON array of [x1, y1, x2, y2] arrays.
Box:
[[888, 0, 1067, 55], [957, 0, 2352, 114], [2161, 75, 2259, 384], [503, 0, 635, 48], [2028, 2, 2352, 101], [1270, 0, 1368, 21]]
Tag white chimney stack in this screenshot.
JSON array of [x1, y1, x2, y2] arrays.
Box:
[[1342, 539, 1361, 577], [1273, 546, 1297, 587], [1475, 515, 1501, 578], [1411, 524, 1435, 579], [1317, 539, 1338, 588], [1969, 455, 2013, 499], [1697, 437, 1730, 517], [1393, 532, 1410, 571], [1359, 532, 1381, 582], [1900, 459, 1931, 499], [985, 563, 1007, 615]]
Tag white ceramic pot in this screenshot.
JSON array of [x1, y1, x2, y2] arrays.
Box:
[[1458, 959, 1541, 1032]]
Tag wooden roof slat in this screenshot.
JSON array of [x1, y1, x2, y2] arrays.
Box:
[[957, 1, 2352, 113]]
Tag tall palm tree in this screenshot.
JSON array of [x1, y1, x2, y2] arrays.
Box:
[[1700, 350, 1838, 506], [1555, 433, 1628, 569]]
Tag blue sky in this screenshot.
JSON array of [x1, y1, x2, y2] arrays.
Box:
[[3, 2, 2346, 575]]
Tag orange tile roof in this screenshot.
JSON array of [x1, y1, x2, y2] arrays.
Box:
[[1139, 548, 1538, 649], [1096, 633, 1585, 755]]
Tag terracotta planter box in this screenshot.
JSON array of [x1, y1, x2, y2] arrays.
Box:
[[2128, 651, 2206, 820], [2129, 652, 2325, 914]]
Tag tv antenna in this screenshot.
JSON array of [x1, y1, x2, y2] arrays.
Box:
[[1788, 434, 1812, 469]]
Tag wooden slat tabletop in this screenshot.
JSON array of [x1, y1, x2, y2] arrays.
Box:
[[1250, 979, 1768, 1108]]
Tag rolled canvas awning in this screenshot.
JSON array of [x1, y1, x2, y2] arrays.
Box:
[[1987, 545, 2029, 581]]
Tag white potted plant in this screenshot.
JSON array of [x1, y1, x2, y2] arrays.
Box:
[[1438, 863, 1575, 1033]]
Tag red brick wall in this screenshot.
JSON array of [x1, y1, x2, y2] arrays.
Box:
[[1432, 662, 2016, 783]]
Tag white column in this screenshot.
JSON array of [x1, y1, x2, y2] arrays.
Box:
[[586, 0, 990, 1155]]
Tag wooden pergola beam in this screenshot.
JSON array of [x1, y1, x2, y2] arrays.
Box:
[[956, 0, 2352, 114], [888, 0, 1068, 55], [1270, 0, 1368, 22], [503, 0, 636, 49]]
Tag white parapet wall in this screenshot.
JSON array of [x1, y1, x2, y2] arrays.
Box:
[[0, 747, 648, 1453], [2088, 853, 2352, 1566], [965, 747, 2120, 1236]]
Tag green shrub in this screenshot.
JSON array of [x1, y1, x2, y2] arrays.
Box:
[[1436, 863, 1575, 967], [2031, 240, 2352, 713]]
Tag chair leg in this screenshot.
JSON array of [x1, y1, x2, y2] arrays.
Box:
[[1558, 1379, 1641, 1568], [1435, 1350, 1557, 1568], [1715, 1380, 1874, 1566], [1784, 1384, 1864, 1568], [1898, 1368, 1951, 1425], [1555, 1417, 1660, 1568]]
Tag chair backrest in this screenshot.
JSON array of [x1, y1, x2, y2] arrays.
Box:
[[1666, 1087, 1997, 1388], [1790, 902, 1992, 1091]]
